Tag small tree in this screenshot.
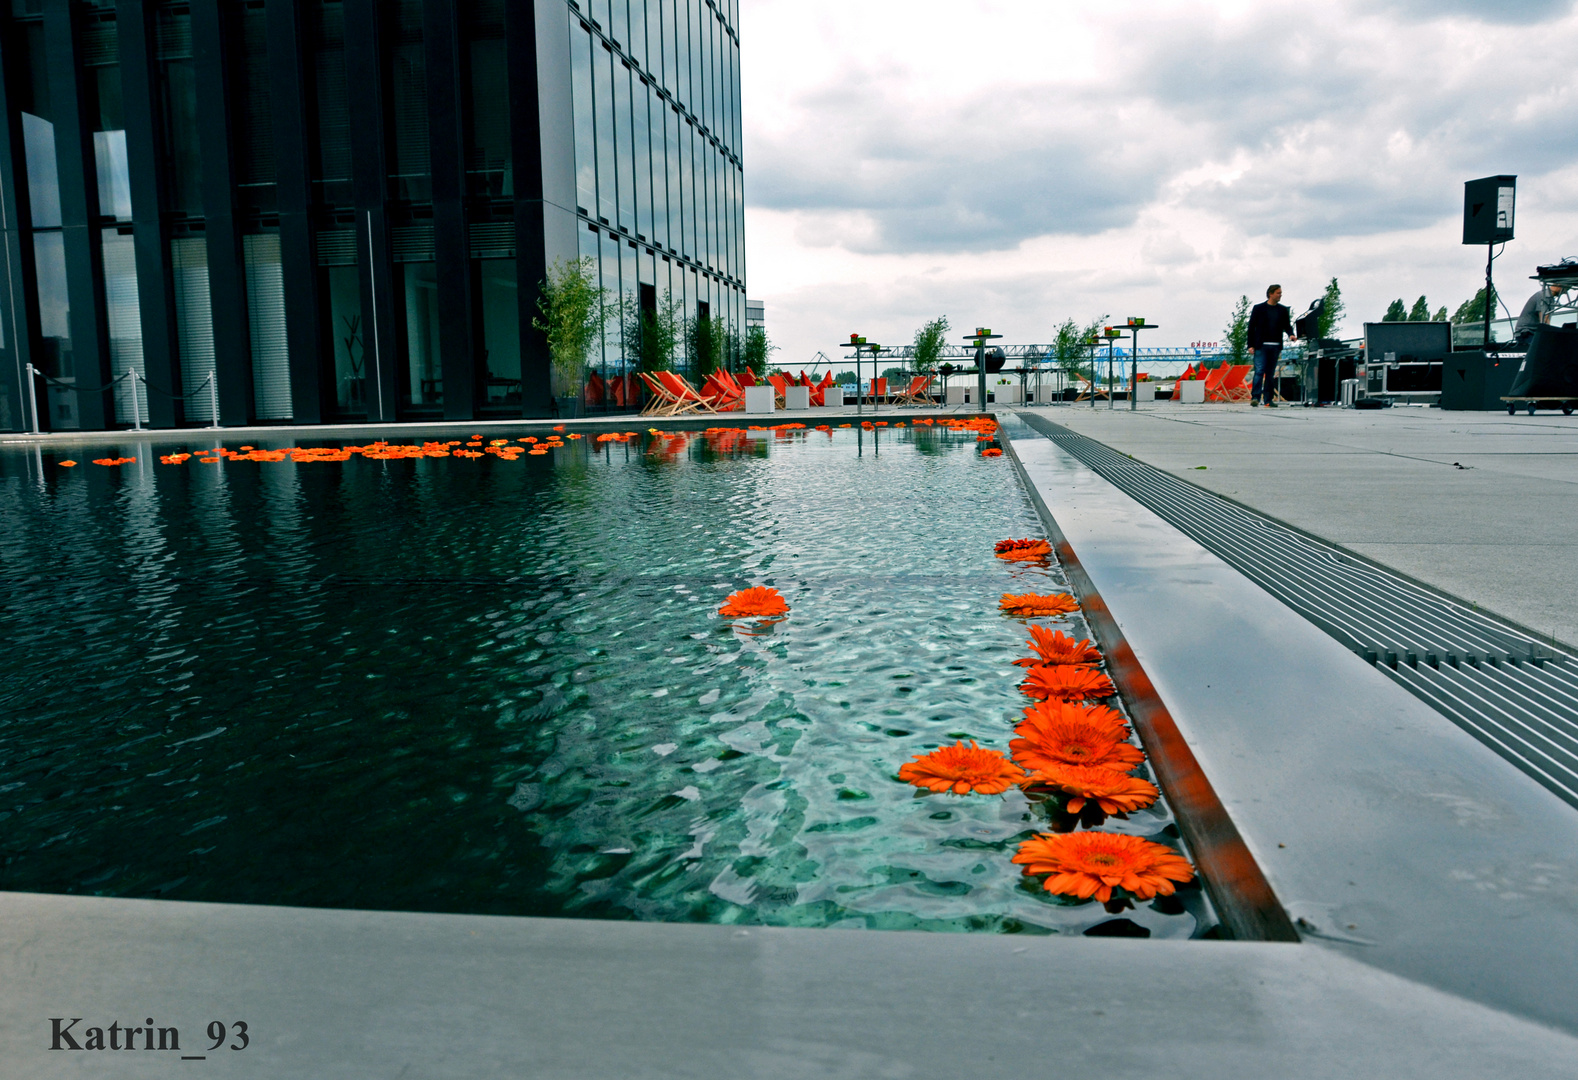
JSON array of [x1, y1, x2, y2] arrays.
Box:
[[1382, 298, 1407, 322], [686, 313, 725, 382], [1316, 277, 1345, 339], [1225, 295, 1250, 365], [533, 257, 608, 397], [1407, 295, 1431, 321], [623, 289, 683, 373], [1433, 305, 1448, 322], [911, 316, 950, 375], [742, 324, 775, 377], [1453, 286, 1497, 324]]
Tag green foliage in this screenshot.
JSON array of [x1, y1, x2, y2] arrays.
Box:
[[1453, 286, 1498, 324], [686, 313, 725, 381], [1433, 306, 1448, 322], [622, 289, 683, 373], [1051, 315, 1108, 378], [742, 324, 776, 376], [1225, 295, 1250, 365], [911, 316, 951, 374], [834, 370, 859, 384], [1407, 295, 1431, 321], [532, 257, 609, 395], [1317, 278, 1345, 339], [1382, 299, 1407, 322]]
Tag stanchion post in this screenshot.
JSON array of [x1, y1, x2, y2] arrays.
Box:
[[129, 372, 142, 430], [208, 373, 220, 430], [26, 362, 40, 434]]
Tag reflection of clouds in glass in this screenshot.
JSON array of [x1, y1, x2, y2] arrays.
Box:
[[31, 231, 69, 341], [93, 130, 132, 222], [22, 112, 59, 228]]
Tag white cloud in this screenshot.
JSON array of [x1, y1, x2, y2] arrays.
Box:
[[740, 0, 1578, 366]]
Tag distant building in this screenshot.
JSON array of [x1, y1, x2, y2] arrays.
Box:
[[746, 299, 763, 327], [0, 0, 745, 431]]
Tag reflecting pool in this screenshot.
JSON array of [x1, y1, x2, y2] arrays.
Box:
[[0, 418, 1211, 937]]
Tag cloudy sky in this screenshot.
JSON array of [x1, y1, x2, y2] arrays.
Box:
[[738, 0, 1578, 368]]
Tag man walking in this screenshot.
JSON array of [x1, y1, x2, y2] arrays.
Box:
[[1247, 285, 1296, 407]]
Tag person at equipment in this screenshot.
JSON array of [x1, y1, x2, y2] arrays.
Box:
[[1247, 284, 1296, 407], [1514, 282, 1565, 347]]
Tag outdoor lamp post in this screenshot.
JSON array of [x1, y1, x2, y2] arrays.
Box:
[[840, 334, 882, 415], [1103, 327, 1123, 410], [1125, 317, 1157, 411], [1086, 334, 1101, 408], [963, 327, 1003, 410]]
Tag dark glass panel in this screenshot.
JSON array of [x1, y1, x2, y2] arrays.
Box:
[[323, 264, 367, 416], [665, 106, 681, 251], [399, 261, 440, 410], [611, 0, 627, 46], [387, 0, 430, 204], [463, 0, 511, 198], [629, 0, 647, 71], [232, 2, 277, 214], [308, 0, 352, 208], [155, 6, 202, 215], [477, 259, 519, 404]]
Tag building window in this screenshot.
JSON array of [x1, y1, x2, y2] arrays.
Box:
[[477, 259, 520, 407], [244, 233, 291, 421], [156, 6, 202, 216], [309, 0, 352, 208], [171, 237, 217, 424], [463, 0, 511, 199], [103, 229, 145, 424], [571, 22, 597, 214], [232, 2, 277, 216], [323, 264, 365, 417], [399, 261, 441, 410], [386, 0, 430, 205]]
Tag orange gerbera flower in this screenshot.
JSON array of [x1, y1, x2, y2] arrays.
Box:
[[994, 538, 1052, 561], [1021, 665, 1115, 702], [58, 459, 77, 467], [718, 586, 790, 618], [1013, 626, 1102, 668], [1025, 763, 1158, 814], [1011, 701, 1141, 773], [981, 448, 1003, 457], [999, 592, 1079, 617], [1012, 832, 1194, 902], [898, 740, 1027, 795]]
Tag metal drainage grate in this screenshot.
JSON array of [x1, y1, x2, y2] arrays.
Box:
[[1015, 414, 1578, 811]]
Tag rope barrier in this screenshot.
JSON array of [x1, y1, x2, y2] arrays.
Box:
[[135, 371, 214, 398], [32, 368, 133, 395]]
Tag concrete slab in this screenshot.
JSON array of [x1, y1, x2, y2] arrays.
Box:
[[1005, 422, 1578, 1037], [3, 891, 1578, 1079], [1029, 404, 1578, 648]]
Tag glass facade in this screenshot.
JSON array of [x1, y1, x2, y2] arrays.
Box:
[[568, 0, 746, 397], [0, 0, 744, 432]]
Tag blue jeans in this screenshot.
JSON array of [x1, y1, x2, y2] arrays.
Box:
[[1252, 345, 1281, 404]]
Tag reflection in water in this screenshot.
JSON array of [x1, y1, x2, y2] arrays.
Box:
[[0, 420, 1208, 936]]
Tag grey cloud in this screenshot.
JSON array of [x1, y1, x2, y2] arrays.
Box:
[[749, 76, 1178, 253], [1373, 0, 1573, 23]]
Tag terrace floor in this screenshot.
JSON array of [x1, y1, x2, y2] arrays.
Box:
[[1029, 401, 1578, 650]]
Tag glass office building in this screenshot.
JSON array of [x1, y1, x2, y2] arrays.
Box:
[[0, 0, 744, 430]]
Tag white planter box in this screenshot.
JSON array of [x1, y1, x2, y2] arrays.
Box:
[[784, 385, 811, 410], [945, 385, 967, 405], [823, 386, 844, 407], [744, 385, 776, 414], [1134, 383, 1155, 402], [995, 384, 1022, 403], [1178, 380, 1205, 404]]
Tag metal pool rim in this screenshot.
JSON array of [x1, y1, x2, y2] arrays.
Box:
[[1000, 417, 1301, 943]]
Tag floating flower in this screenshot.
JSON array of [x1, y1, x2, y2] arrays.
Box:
[[1012, 832, 1194, 902], [1021, 665, 1115, 702], [898, 740, 1027, 795], [1025, 763, 1158, 815], [1012, 701, 1141, 773], [999, 592, 1079, 617], [1013, 626, 1101, 668], [718, 586, 789, 618], [58, 460, 77, 467], [994, 538, 1052, 561], [981, 448, 1003, 457]]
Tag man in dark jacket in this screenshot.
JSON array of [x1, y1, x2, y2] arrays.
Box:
[[1247, 285, 1295, 406]]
